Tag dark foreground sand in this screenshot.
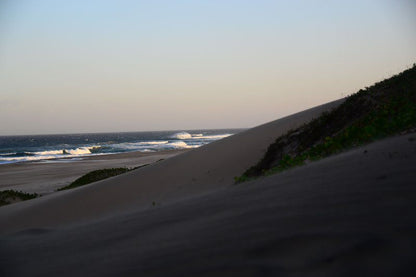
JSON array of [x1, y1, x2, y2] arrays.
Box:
[[1, 99, 416, 276], [1, 132, 415, 277]]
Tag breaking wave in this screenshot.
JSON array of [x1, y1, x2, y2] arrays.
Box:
[[171, 132, 192, 139], [137, 141, 169, 145], [191, 134, 232, 140], [0, 129, 239, 164], [168, 141, 198, 149], [171, 132, 232, 141], [112, 140, 197, 152], [0, 146, 101, 164], [33, 146, 97, 156]]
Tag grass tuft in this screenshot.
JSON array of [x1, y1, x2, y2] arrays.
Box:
[[58, 167, 133, 191], [0, 190, 39, 206], [57, 163, 151, 191]]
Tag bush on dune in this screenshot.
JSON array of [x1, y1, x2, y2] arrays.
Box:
[[0, 190, 39, 206], [57, 167, 137, 191]]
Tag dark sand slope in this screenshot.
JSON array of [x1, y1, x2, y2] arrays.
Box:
[[1, 133, 416, 277], [0, 99, 342, 232]]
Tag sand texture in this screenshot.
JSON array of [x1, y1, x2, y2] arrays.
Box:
[[1, 130, 415, 276], [2, 99, 416, 276], [0, 99, 343, 232]]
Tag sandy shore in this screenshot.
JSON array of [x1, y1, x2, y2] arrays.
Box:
[[1, 98, 415, 276], [0, 150, 187, 194]]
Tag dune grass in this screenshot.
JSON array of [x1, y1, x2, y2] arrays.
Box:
[[235, 63, 416, 183], [57, 159, 167, 191], [57, 163, 153, 191], [57, 166, 147, 191], [1, 159, 162, 206], [0, 190, 39, 206], [0, 167, 144, 206]]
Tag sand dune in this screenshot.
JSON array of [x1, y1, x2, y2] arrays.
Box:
[[3, 98, 416, 276], [0, 99, 343, 233], [1, 126, 415, 276]]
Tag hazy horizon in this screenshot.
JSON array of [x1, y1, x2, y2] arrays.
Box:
[[1, 0, 415, 136], [0, 127, 246, 137]]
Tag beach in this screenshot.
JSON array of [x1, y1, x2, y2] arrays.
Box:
[[0, 150, 187, 194], [0, 99, 343, 231], [2, 132, 416, 277], [1, 1, 414, 275], [1, 99, 416, 276]]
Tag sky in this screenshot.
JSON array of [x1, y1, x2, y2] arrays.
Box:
[[0, 0, 415, 135]]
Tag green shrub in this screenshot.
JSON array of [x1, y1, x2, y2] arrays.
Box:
[[57, 168, 131, 191], [0, 190, 39, 206]]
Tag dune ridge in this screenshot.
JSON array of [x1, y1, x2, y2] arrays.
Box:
[[0, 99, 343, 233]]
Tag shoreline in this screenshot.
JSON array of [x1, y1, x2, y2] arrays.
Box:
[[0, 149, 189, 195], [0, 99, 344, 232]]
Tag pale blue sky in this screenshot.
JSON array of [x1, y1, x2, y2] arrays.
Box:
[[1, 0, 415, 135]]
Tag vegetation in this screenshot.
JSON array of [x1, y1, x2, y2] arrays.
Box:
[[57, 166, 146, 191], [0, 190, 39, 206], [235, 63, 416, 183], [0, 164, 151, 207]]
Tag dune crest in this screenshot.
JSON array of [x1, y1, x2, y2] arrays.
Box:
[[0, 99, 343, 233]]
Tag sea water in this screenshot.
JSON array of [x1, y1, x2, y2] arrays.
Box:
[[0, 129, 243, 164]]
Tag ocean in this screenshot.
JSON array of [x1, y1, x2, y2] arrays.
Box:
[[0, 129, 243, 165]]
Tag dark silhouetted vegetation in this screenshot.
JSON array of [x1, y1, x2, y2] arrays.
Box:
[[57, 163, 151, 191], [0, 190, 39, 206], [1, 162, 158, 206], [235, 63, 416, 183], [57, 166, 146, 191]]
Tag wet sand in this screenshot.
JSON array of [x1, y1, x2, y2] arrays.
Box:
[[0, 150, 187, 194]]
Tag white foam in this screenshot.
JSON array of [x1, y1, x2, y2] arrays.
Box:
[[0, 145, 102, 164], [171, 132, 232, 141], [190, 134, 232, 140], [1, 152, 15, 156], [66, 147, 92, 155], [137, 141, 169, 145], [0, 132, 234, 164], [112, 142, 150, 150], [171, 132, 192, 139], [0, 155, 59, 162], [141, 149, 156, 152], [168, 141, 195, 149], [34, 150, 63, 155], [34, 146, 97, 156], [111, 140, 199, 151]]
